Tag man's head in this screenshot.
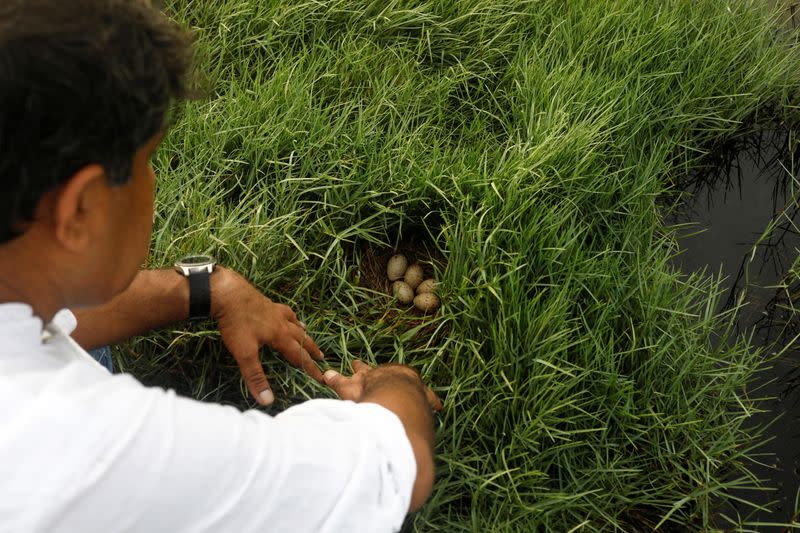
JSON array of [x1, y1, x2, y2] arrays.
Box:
[[0, 0, 192, 314]]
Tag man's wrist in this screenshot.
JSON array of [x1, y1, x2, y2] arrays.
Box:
[[207, 265, 233, 319]]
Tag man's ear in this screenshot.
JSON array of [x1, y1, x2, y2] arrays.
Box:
[[51, 164, 107, 252]]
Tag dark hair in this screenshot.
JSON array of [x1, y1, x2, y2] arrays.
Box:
[[0, 0, 193, 243]]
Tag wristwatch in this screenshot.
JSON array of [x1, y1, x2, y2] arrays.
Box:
[[174, 254, 216, 320]]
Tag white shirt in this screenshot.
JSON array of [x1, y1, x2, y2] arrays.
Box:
[[0, 303, 416, 533]]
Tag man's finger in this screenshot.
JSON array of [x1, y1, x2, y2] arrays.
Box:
[[281, 304, 298, 323], [426, 387, 443, 412], [299, 348, 325, 384], [287, 321, 306, 343], [351, 359, 371, 373], [232, 347, 274, 406], [279, 321, 324, 362], [302, 334, 324, 361], [323, 369, 358, 401], [277, 336, 325, 384]]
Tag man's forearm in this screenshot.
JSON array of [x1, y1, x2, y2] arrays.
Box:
[[361, 371, 436, 512], [71, 269, 190, 349]]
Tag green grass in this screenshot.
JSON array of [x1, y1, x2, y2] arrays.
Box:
[[118, 0, 800, 530]]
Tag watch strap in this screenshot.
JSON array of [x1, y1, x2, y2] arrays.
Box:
[[188, 269, 211, 320]]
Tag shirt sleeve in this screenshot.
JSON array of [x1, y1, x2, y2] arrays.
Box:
[[27, 372, 416, 533]]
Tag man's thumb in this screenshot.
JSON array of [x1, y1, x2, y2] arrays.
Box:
[[325, 370, 355, 399], [324, 369, 360, 401], [324, 369, 341, 388]]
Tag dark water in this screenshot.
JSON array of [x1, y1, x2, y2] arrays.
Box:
[[668, 124, 800, 530]]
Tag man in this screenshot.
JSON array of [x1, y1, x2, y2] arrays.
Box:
[[0, 1, 440, 532]]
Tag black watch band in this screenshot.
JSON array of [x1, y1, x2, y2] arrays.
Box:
[[188, 269, 211, 320], [175, 255, 216, 321]]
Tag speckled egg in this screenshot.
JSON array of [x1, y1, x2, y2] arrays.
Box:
[[392, 281, 415, 304], [403, 263, 424, 290], [387, 254, 408, 281], [413, 292, 440, 313], [416, 279, 437, 295]]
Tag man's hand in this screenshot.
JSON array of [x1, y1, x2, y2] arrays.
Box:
[[211, 267, 324, 406], [72, 267, 325, 406], [323, 360, 442, 412]]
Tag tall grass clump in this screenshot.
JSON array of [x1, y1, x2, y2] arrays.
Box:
[[119, 0, 800, 530]]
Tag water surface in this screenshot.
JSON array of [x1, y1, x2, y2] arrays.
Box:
[[669, 124, 800, 529]]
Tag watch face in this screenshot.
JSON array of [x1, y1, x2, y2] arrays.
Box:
[[179, 255, 214, 267]]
